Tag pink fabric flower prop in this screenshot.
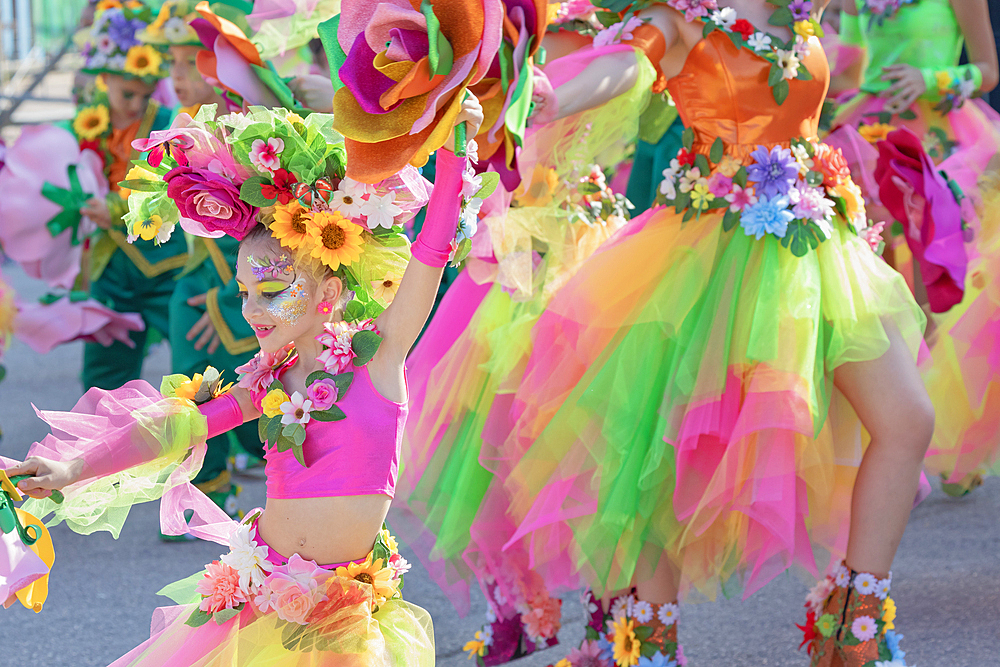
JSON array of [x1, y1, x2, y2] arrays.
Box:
[[196, 560, 248, 613], [165, 165, 258, 240], [875, 126, 968, 313], [13, 296, 146, 353], [249, 138, 284, 175], [254, 554, 329, 625], [0, 125, 107, 289], [307, 379, 338, 410], [332, 0, 504, 183]]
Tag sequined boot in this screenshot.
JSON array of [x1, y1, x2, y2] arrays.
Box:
[[464, 581, 560, 666], [573, 593, 685, 666]]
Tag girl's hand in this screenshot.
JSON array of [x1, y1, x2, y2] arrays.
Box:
[[445, 93, 485, 151], [881, 64, 927, 114], [289, 75, 335, 113], [82, 196, 112, 230], [5, 457, 84, 499]]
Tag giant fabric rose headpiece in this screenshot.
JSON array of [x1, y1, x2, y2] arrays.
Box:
[[123, 105, 430, 321], [79, 2, 170, 82], [330, 0, 504, 183]]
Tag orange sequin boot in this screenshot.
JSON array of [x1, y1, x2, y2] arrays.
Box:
[[586, 596, 685, 666], [798, 563, 910, 667]]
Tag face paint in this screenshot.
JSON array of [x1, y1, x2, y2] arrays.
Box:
[[265, 274, 311, 325], [247, 252, 294, 282]]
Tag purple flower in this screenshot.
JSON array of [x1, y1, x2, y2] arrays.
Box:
[[307, 380, 338, 411], [747, 145, 798, 199], [106, 11, 143, 51], [165, 166, 258, 240], [740, 194, 794, 239], [789, 0, 813, 20]]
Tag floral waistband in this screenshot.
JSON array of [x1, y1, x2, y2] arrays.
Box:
[[656, 131, 877, 257]]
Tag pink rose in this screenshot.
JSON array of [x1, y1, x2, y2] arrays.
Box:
[[236, 343, 294, 395], [165, 165, 258, 240], [708, 173, 733, 198], [196, 560, 248, 614], [254, 554, 329, 625], [307, 379, 338, 411]]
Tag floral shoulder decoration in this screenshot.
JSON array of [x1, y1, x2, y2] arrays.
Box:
[[235, 319, 382, 468], [592, 0, 823, 105], [860, 0, 917, 28], [655, 130, 882, 256], [122, 105, 427, 322], [186, 518, 409, 642], [161, 365, 233, 404]]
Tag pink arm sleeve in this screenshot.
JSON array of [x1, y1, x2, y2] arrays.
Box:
[[410, 149, 465, 268], [200, 393, 243, 439]]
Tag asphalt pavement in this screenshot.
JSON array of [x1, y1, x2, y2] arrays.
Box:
[[1, 262, 998, 666]]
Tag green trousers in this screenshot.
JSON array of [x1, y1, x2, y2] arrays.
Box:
[[626, 115, 686, 216]]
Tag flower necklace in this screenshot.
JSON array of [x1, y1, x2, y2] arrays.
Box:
[[589, 0, 824, 105], [236, 320, 383, 467]]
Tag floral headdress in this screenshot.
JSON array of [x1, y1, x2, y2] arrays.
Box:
[[79, 1, 170, 82], [123, 105, 430, 321], [140, 0, 252, 47]]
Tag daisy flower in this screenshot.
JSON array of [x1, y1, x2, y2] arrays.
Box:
[[657, 602, 680, 626], [747, 32, 772, 52], [632, 600, 653, 623], [853, 573, 878, 596], [851, 615, 877, 642], [280, 392, 313, 426]]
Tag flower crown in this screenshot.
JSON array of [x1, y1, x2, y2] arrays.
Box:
[[80, 2, 170, 82], [123, 105, 430, 322]]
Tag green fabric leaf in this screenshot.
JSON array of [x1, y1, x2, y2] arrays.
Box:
[[772, 79, 790, 105], [640, 640, 659, 658], [118, 179, 164, 193], [351, 330, 383, 367], [769, 7, 794, 26], [473, 172, 501, 200], [898, 108, 917, 120], [722, 208, 740, 232], [682, 126, 694, 150], [258, 415, 269, 444], [160, 374, 190, 398], [212, 606, 242, 625], [343, 300, 366, 322], [634, 625, 654, 642], [450, 237, 472, 267], [710, 137, 724, 164], [319, 15, 346, 92], [306, 370, 338, 386], [241, 176, 277, 207], [733, 168, 748, 188], [185, 608, 212, 628], [797, 66, 813, 82], [332, 372, 354, 398], [266, 416, 283, 447], [41, 164, 92, 245], [292, 443, 307, 467], [251, 63, 298, 111], [767, 64, 784, 88], [694, 153, 711, 176], [311, 405, 347, 422], [702, 20, 716, 38]]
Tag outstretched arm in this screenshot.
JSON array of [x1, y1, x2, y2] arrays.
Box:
[[375, 95, 485, 364]]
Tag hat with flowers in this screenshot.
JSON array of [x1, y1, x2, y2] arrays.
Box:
[[79, 1, 170, 82], [140, 0, 252, 47], [123, 105, 430, 322]]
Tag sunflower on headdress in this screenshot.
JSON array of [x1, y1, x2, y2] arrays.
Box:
[[306, 211, 365, 271], [124, 45, 163, 77], [73, 105, 110, 141], [269, 202, 313, 250]]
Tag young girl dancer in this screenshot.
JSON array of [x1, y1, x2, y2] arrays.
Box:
[[4, 96, 484, 664]]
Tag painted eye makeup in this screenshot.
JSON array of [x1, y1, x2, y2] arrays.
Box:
[[236, 280, 292, 302]]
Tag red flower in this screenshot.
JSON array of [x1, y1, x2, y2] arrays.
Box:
[[79, 139, 107, 169], [732, 19, 755, 40], [813, 144, 850, 189], [260, 168, 300, 205], [677, 148, 696, 167], [796, 610, 818, 653]]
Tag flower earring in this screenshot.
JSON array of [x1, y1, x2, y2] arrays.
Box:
[[317, 301, 333, 315]]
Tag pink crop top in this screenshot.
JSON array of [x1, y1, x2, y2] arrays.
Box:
[[256, 358, 407, 499]]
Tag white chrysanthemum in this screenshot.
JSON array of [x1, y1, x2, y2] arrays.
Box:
[[632, 600, 653, 623], [834, 564, 851, 588], [221, 523, 273, 592], [658, 602, 680, 625], [854, 572, 879, 596], [875, 578, 892, 601], [481, 622, 495, 647], [610, 596, 631, 621]]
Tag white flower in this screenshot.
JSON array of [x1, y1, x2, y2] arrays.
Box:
[[747, 32, 772, 51], [461, 165, 483, 198], [659, 176, 677, 199], [957, 77, 977, 101], [854, 572, 878, 596], [221, 523, 273, 592], [610, 596, 631, 621], [390, 554, 411, 577], [791, 144, 814, 175], [280, 391, 313, 426], [710, 7, 737, 28], [593, 15, 644, 48], [361, 191, 404, 229], [792, 34, 811, 58], [580, 589, 599, 615], [457, 197, 482, 241], [493, 585, 507, 607], [466, 139, 480, 163], [108, 54, 126, 71], [632, 600, 653, 623], [330, 177, 371, 218], [657, 602, 680, 626], [485, 604, 497, 623], [155, 221, 176, 244], [834, 564, 851, 587], [875, 578, 892, 601], [163, 16, 192, 43], [481, 622, 495, 646], [789, 182, 835, 225], [805, 577, 835, 614], [88, 52, 109, 68], [776, 49, 801, 79], [678, 167, 705, 193]]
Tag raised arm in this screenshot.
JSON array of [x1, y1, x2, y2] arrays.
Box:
[[953, 0, 999, 93], [375, 96, 485, 364]]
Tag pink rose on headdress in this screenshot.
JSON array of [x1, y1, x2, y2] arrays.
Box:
[[165, 165, 258, 240], [307, 379, 338, 411], [248, 137, 284, 176], [254, 554, 329, 625]]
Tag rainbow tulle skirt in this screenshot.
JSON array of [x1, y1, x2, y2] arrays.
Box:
[[483, 203, 925, 602]]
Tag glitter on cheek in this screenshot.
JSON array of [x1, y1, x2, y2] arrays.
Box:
[[266, 277, 311, 325]]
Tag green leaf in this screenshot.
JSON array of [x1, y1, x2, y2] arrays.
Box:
[[351, 330, 383, 367], [332, 372, 354, 398], [240, 176, 276, 207], [276, 434, 295, 452], [772, 79, 790, 105], [577, 181, 603, 194], [118, 179, 164, 193], [722, 208, 740, 232], [473, 172, 500, 200], [159, 373, 189, 398], [702, 20, 717, 38], [267, 379, 284, 392], [797, 66, 813, 82], [266, 416, 283, 447], [767, 64, 784, 88], [258, 415, 269, 444], [639, 640, 659, 658], [673, 190, 691, 213], [306, 370, 338, 386], [343, 299, 365, 322], [769, 6, 794, 26], [311, 405, 347, 422], [710, 137, 725, 164], [805, 170, 824, 187], [682, 207, 695, 222], [213, 606, 242, 625], [694, 153, 711, 176], [634, 625, 654, 642], [681, 126, 694, 151], [585, 626, 600, 641], [292, 443, 307, 468], [733, 168, 748, 188], [185, 608, 212, 628], [898, 108, 917, 120], [891, 220, 904, 236]]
